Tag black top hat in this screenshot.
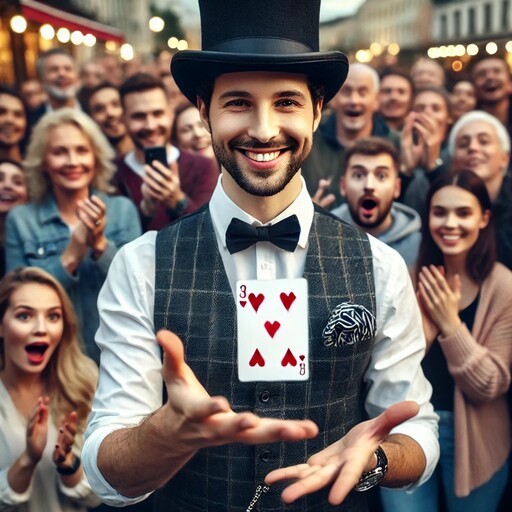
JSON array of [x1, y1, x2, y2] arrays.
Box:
[[171, 0, 349, 105]]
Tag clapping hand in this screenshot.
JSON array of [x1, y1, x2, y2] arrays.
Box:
[[52, 411, 79, 467], [76, 195, 107, 256], [25, 396, 50, 464]]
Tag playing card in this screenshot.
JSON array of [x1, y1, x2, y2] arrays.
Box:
[[236, 278, 309, 382]]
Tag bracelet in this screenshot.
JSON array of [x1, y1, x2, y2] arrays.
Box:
[[56, 454, 81, 475]]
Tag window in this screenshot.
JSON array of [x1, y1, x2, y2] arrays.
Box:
[[454, 10, 461, 37], [484, 3, 493, 33], [468, 7, 476, 35], [440, 14, 448, 39], [503, 0, 510, 31]]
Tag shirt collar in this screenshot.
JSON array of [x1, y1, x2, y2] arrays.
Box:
[[38, 194, 62, 224], [210, 174, 314, 251], [124, 145, 180, 177]]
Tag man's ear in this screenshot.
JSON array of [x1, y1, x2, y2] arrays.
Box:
[[394, 176, 401, 199], [197, 97, 211, 134], [313, 98, 324, 132]]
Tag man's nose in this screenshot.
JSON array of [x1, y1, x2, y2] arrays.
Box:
[[247, 108, 279, 143]]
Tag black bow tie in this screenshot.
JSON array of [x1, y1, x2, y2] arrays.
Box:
[[225, 215, 301, 254]]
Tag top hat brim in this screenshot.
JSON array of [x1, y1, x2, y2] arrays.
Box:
[[171, 50, 349, 106]]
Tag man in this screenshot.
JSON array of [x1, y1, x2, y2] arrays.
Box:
[[19, 78, 47, 113], [30, 48, 81, 126], [410, 57, 445, 89], [0, 86, 28, 161], [83, 1, 438, 511], [471, 55, 512, 136], [378, 68, 414, 132], [116, 72, 218, 231], [86, 82, 133, 157], [302, 63, 399, 208], [332, 138, 421, 270], [449, 110, 512, 269]]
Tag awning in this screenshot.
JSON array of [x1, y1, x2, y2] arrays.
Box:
[[20, 0, 124, 43]]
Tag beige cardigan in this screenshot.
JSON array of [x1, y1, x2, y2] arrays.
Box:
[[438, 263, 512, 497]]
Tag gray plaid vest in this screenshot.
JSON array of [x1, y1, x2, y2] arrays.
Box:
[[153, 205, 376, 512]]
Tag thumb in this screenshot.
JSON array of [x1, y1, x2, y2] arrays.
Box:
[[370, 401, 420, 440], [158, 329, 187, 382]]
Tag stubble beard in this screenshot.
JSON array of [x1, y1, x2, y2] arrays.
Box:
[[212, 135, 311, 197]]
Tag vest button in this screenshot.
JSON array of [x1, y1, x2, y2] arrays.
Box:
[[259, 450, 271, 462], [260, 391, 271, 402]]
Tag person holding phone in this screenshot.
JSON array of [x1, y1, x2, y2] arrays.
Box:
[[4, 108, 142, 364], [115, 73, 218, 232]]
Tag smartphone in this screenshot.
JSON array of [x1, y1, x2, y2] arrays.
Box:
[[412, 128, 420, 145], [144, 146, 168, 168]]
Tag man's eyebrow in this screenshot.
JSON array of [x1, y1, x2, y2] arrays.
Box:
[[218, 90, 252, 101], [274, 90, 308, 101]]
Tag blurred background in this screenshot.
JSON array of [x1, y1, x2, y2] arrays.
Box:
[[0, 0, 510, 90]]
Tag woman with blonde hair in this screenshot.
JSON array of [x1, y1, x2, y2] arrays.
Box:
[[5, 108, 141, 364], [0, 267, 100, 511]]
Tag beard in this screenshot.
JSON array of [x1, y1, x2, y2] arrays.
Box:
[[212, 134, 310, 197], [348, 202, 392, 230], [45, 83, 79, 101]]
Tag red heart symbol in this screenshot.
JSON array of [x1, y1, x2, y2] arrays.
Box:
[[240, 301, 247, 307], [249, 293, 264, 312], [280, 292, 296, 311], [264, 321, 281, 338], [299, 355, 305, 361], [281, 348, 297, 367], [249, 349, 265, 367]]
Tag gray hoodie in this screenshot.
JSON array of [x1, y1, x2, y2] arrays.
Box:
[[331, 201, 421, 270]]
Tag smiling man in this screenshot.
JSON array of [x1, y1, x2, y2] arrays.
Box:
[[332, 137, 421, 271], [83, 1, 438, 511]]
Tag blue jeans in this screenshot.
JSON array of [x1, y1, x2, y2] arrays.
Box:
[[380, 411, 509, 512]]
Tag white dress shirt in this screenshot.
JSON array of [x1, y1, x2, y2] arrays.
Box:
[[83, 176, 439, 506]]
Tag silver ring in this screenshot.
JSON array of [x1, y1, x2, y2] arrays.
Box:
[[95, 220, 101, 226]]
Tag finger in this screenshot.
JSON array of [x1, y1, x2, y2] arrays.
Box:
[[143, 172, 171, 196], [236, 417, 318, 445], [89, 195, 106, 212], [418, 282, 435, 311], [158, 329, 188, 382], [151, 160, 173, 178], [328, 462, 367, 505], [76, 209, 98, 232], [367, 401, 419, 440], [79, 202, 103, 225], [265, 463, 312, 484], [37, 397, 49, 425], [419, 267, 442, 299], [319, 194, 336, 209], [80, 199, 102, 218], [429, 265, 451, 295], [280, 464, 339, 503]]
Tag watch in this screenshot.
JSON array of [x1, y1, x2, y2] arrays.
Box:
[[56, 454, 81, 475], [173, 197, 189, 216], [354, 445, 388, 492]]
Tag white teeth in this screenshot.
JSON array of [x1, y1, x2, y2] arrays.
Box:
[[245, 151, 280, 162], [442, 235, 460, 240]]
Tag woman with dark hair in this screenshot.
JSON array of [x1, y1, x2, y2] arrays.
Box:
[[0, 267, 100, 511], [381, 169, 512, 511]]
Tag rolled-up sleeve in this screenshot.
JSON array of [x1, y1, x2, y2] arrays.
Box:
[[82, 231, 161, 506]]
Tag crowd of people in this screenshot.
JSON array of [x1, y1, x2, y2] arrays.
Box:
[[0, 2, 512, 509]]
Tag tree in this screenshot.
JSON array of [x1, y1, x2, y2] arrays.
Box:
[[150, 3, 186, 51]]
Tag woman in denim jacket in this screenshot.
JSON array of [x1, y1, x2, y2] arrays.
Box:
[[4, 109, 142, 364]]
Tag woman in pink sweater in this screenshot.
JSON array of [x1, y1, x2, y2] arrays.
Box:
[[381, 169, 512, 511]]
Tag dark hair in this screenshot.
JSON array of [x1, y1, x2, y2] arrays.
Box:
[[413, 85, 453, 117], [196, 78, 325, 112], [119, 73, 167, 107], [36, 48, 74, 78], [83, 81, 119, 114], [469, 53, 511, 79], [379, 67, 415, 95], [343, 137, 400, 174], [0, 85, 27, 112], [416, 169, 496, 284], [0, 85, 29, 155]]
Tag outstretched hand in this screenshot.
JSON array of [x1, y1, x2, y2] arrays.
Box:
[[158, 330, 318, 453], [265, 401, 420, 505]]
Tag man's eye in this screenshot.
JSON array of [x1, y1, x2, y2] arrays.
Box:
[[276, 99, 296, 107], [226, 99, 249, 108]]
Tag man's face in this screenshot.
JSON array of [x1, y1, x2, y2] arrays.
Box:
[[378, 75, 412, 124], [123, 88, 172, 150], [198, 71, 321, 198], [411, 59, 444, 89], [0, 93, 26, 148], [412, 90, 452, 140], [341, 153, 400, 232], [81, 61, 106, 89], [331, 67, 378, 134], [41, 54, 79, 101], [451, 120, 509, 184], [472, 58, 511, 104], [88, 87, 126, 141], [20, 80, 46, 110], [451, 80, 477, 120]]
